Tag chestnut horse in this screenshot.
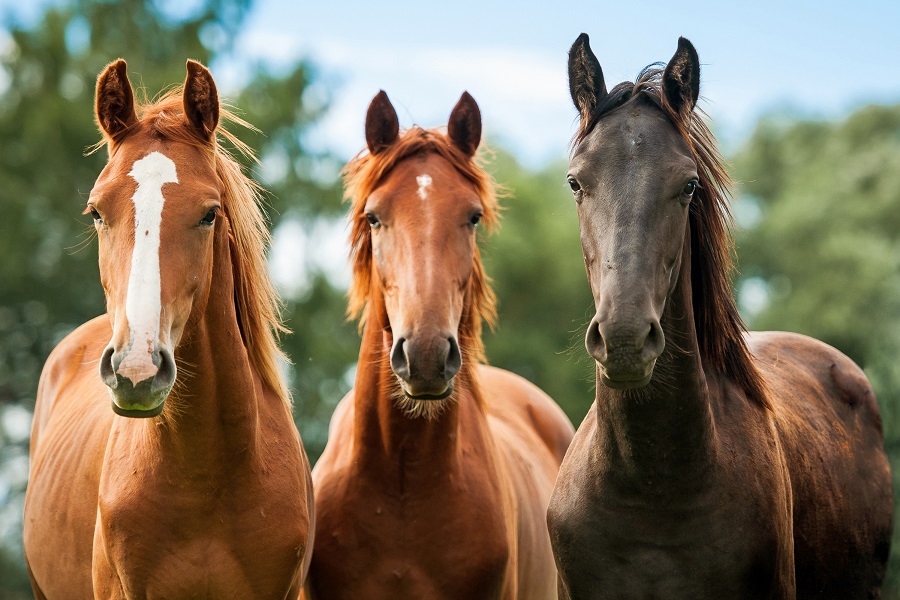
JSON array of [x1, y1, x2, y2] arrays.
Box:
[[547, 35, 893, 599], [23, 60, 313, 598], [305, 91, 574, 599]]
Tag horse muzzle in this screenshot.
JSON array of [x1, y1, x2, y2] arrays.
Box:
[[586, 316, 664, 390], [390, 334, 461, 400], [100, 344, 176, 417]]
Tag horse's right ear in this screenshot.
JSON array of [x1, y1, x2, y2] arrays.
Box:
[[568, 33, 607, 127], [95, 59, 137, 139], [365, 90, 399, 155]]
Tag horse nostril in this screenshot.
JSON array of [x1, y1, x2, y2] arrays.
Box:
[[585, 319, 607, 362], [390, 337, 410, 382], [99, 346, 118, 389], [444, 337, 461, 379], [152, 349, 177, 393], [641, 321, 665, 362]]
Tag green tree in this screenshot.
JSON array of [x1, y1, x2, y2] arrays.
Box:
[[732, 104, 900, 597]]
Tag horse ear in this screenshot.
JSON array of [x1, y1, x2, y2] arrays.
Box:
[[183, 60, 220, 139], [447, 91, 481, 157], [663, 37, 700, 116], [568, 33, 607, 126], [95, 59, 137, 139], [365, 91, 400, 154]]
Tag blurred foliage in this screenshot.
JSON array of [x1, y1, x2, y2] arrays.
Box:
[[732, 104, 900, 597], [481, 151, 595, 424]]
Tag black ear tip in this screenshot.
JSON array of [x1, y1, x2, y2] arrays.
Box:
[[459, 90, 477, 105], [676, 37, 698, 57], [570, 32, 591, 54]]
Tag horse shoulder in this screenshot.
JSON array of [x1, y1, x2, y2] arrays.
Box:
[[31, 315, 110, 443], [476, 364, 574, 465], [25, 315, 113, 598]]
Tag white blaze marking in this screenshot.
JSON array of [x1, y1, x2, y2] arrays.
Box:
[[416, 174, 432, 200], [117, 151, 178, 384]]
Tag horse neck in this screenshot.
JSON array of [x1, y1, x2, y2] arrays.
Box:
[[135, 216, 265, 465], [593, 227, 717, 488], [351, 292, 482, 472]]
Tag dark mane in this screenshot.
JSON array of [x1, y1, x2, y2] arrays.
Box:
[[574, 67, 770, 409]]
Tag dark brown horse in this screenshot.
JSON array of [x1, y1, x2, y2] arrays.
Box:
[[304, 91, 574, 599], [24, 60, 313, 598], [547, 35, 893, 599]]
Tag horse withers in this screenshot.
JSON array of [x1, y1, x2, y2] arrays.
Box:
[[547, 35, 892, 599], [24, 60, 314, 598], [304, 91, 574, 599]]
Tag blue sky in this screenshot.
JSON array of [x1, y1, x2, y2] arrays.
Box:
[[227, 0, 900, 165], [2, 0, 898, 165]]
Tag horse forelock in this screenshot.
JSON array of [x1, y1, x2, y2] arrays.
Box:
[[573, 68, 770, 409], [96, 89, 291, 407], [343, 127, 500, 368]]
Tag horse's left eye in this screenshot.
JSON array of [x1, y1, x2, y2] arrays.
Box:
[[682, 180, 699, 196], [200, 209, 217, 226], [89, 207, 102, 223], [470, 213, 482, 227]]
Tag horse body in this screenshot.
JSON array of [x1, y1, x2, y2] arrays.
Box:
[[24, 60, 313, 599], [549, 35, 891, 599], [306, 92, 573, 599]]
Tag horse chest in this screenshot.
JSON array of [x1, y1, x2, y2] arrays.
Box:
[[311, 471, 512, 599], [95, 466, 308, 599], [549, 464, 792, 599]]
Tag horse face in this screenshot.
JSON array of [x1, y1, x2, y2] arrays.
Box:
[[90, 60, 222, 417], [365, 154, 482, 400], [567, 38, 702, 390]]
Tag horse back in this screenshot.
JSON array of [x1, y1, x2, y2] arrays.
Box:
[[24, 315, 114, 598], [478, 364, 575, 600], [750, 331, 893, 598]]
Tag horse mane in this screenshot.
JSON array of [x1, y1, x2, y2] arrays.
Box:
[[574, 67, 770, 409], [343, 127, 500, 366], [99, 90, 290, 405]]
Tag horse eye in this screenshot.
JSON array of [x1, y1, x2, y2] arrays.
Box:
[[682, 180, 699, 196], [470, 213, 482, 227], [366, 213, 380, 228], [89, 207, 102, 223], [200, 208, 217, 226], [567, 176, 581, 193]]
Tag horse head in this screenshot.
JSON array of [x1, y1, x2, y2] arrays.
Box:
[[567, 36, 702, 390], [90, 60, 223, 417], [347, 91, 497, 417]]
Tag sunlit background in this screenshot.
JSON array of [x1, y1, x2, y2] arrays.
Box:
[[1, 0, 899, 595]]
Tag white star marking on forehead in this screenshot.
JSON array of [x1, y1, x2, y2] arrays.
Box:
[[416, 174, 432, 200]]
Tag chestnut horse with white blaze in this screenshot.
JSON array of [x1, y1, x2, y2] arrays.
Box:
[[23, 60, 314, 598], [304, 91, 574, 599], [547, 35, 893, 599]]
